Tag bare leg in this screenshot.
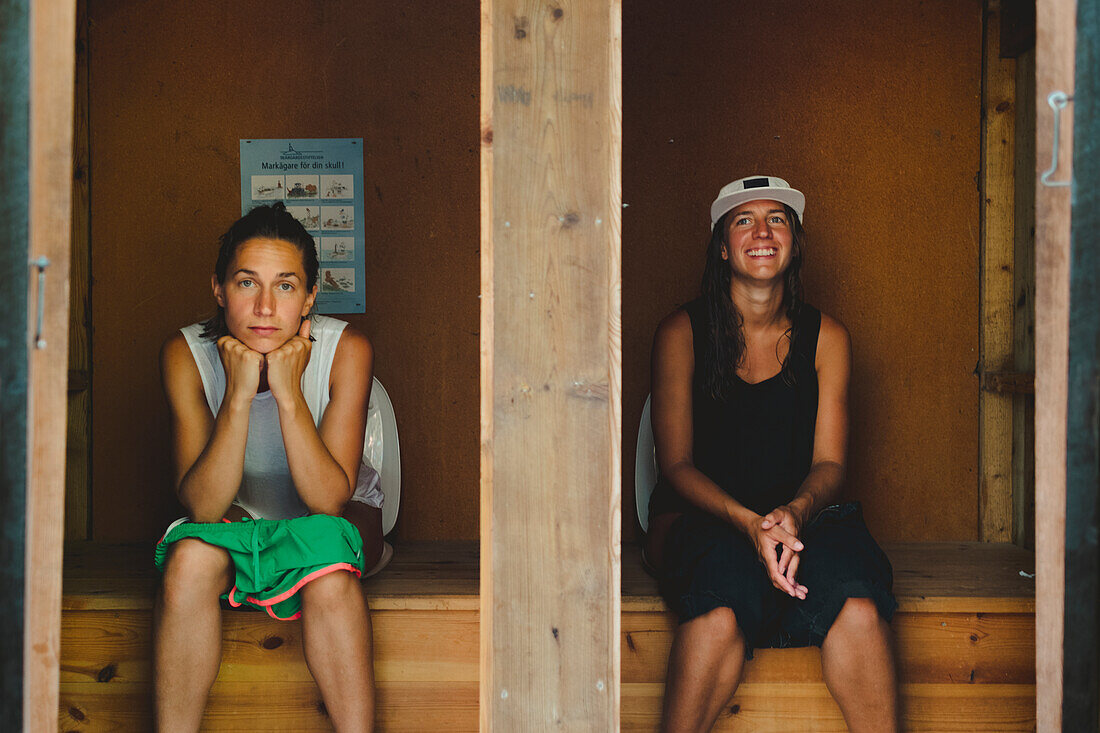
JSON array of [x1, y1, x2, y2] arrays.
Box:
[[820, 597, 899, 733], [154, 538, 233, 733], [661, 606, 747, 733], [299, 569, 375, 732], [343, 501, 384, 571]]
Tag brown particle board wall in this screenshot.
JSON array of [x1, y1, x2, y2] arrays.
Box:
[[88, 1, 479, 541], [622, 0, 983, 543]]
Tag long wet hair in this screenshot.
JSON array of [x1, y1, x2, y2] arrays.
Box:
[[200, 202, 320, 339], [700, 204, 806, 400]]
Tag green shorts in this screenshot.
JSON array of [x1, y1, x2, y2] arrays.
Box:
[[155, 514, 365, 621]]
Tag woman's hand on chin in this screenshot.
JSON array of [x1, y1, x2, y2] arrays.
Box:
[[265, 318, 313, 405], [217, 335, 264, 406]]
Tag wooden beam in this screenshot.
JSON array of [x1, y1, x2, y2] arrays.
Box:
[[66, 0, 90, 542], [1034, 0, 1076, 726], [24, 0, 77, 728], [980, 371, 1035, 394], [1012, 47, 1036, 550], [980, 2, 1017, 542], [480, 1, 622, 729]]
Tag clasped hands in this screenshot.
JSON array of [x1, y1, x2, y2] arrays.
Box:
[[217, 319, 312, 406], [746, 504, 808, 600]]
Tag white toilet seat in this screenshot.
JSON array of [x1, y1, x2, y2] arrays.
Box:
[[365, 377, 401, 536], [634, 394, 657, 533]]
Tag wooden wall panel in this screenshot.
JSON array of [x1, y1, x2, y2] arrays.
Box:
[[480, 0, 621, 728], [622, 0, 984, 543], [88, 1, 479, 541]]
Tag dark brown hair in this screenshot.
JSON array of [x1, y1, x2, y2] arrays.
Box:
[[200, 202, 319, 339], [700, 204, 806, 400]]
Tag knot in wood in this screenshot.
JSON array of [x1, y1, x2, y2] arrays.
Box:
[[96, 662, 117, 682], [262, 635, 284, 649]]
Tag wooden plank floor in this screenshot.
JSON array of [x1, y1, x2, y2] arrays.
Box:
[[60, 540, 1035, 731]]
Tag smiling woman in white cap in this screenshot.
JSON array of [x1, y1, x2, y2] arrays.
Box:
[[646, 176, 899, 732]]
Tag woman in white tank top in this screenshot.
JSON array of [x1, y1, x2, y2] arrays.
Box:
[[157, 203, 379, 731]]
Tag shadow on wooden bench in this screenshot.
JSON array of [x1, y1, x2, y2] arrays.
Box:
[[60, 540, 1034, 731]]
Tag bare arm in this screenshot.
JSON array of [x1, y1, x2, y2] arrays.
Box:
[[652, 311, 759, 532], [268, 321, 373, 516], [783, 313, 851, 527], [162, 333, 259, 522], [764, 312, 851, 594]]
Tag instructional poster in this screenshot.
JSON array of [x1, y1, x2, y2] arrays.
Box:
[[239, 138, 365, 314]]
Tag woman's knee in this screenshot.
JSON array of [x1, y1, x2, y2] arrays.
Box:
[[160, 539, 231, 602], [300, 568, 362, 609], [684, 606, 744, 649], [831, 597, 885, 637]]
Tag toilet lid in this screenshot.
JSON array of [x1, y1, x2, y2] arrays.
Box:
[[365, 377, 401, 535]]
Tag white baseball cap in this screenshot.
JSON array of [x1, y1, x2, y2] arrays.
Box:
[[710, 175, 805, 229]]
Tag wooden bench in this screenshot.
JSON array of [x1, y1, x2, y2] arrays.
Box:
[[60, 541, 1034, 731], [60, 541, 480, 732], [623, 542, 1037, 731]]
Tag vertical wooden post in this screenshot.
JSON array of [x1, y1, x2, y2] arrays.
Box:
[[979, 2, 1017, 542], [66, 0, 90, 542], [480, 0, 622, 729], [1012, 45, 1036, 550], [24, 0, 77, 728], [1034, 0, 1076, 727]]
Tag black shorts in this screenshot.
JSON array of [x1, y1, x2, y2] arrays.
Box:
[[658, 502, 897, 659]]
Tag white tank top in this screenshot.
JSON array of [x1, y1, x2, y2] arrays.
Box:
[[181, 314, 383, 519]]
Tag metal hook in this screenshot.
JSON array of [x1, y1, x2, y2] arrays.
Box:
[[30, 255, 50, 349], [1040, 91, 1074, 187]]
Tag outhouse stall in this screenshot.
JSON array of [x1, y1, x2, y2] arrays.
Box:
[[7, 0, 1094, 729]]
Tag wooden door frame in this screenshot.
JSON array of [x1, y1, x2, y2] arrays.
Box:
[[22, 0, 77, 728], [1035, 0, 1076, 728]]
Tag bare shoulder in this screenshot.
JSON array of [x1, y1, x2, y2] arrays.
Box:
[[333, 323, 373, 367], [815, 310, 851, 371], [654, 307, 693, 350], [160, 331, 203, 402], [331, 324, 374, 397], [161, 331, 197, 380]]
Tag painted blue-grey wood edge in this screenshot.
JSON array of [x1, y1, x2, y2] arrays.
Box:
[[1064, 0, 1100, 728], [0, 0, 29, 729]]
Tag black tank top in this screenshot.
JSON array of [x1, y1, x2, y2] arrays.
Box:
[[648, 298, 822, 519]]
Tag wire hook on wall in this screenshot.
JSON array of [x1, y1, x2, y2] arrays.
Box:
[[1040, 91, 1074, 188]]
